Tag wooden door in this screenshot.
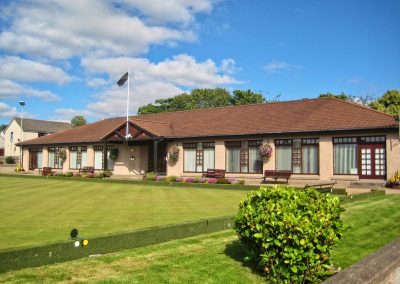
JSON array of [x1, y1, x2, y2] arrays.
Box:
[[29, 151, 38, 170], [359, 144, 386, 179]]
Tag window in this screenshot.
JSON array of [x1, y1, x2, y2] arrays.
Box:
[[183, 142, 215, 172], [69, 146, 87, 169], [94, 146, 104, 170], [107, 146, 115, 170], [275, 139, 319, 174], [226, 140, 262, 173], [28, 148, 42, 170], [333, 137, 357, 175], [10, 132, 13, 142], [48, 147, 63, 169], [94, 145, 115, 170]]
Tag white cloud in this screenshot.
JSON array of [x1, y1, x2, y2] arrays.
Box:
[[0, 56, 72, 84], [118, 0, 212, 24], [86, 78, 109, 88], [81, 54, 240, 117], [82, 54, 239, 88], [0, 80, 60, 101], [263, 61, 302, 73], [0, 102, 18, 118], [0, 0, 202, 59], [52, 108, 100, 121], [87, 81, 184, 117]]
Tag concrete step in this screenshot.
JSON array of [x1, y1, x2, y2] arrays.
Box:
[[349, 182, 385, 189], [346, 187, 372, 195]]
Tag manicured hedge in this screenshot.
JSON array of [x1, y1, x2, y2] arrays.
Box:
[[0, 216, 234, 273]]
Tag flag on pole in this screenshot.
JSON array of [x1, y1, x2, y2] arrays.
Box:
[[117, 72, 128, 86]]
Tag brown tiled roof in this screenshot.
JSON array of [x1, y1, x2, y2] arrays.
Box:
[[19, 98, 398, 146], [13, 118, 70, 133]]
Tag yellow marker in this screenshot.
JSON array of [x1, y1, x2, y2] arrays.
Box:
[[83, 239, 89, 246]]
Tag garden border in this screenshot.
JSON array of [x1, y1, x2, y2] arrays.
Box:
[[0, 215, 234, 273]]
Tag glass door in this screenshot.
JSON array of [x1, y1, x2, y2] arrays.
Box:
[[359, 145, 386, 179]]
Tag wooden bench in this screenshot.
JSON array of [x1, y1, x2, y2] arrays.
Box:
[[202, 169, 226, 178], [41, 167, 53, 176], [263, 170, 292, 184], [79, 167, 94, 174], [304, 182, 336, 193]]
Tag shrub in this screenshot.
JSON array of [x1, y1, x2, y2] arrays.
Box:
[[64, 172, 73, 177], [103, 170, 113, 178], [73, 173, 81, 177], [208, 178, 217, 184], [238, 179, 246, 185], [156, 176, 166, 182], [145, 172, 156, 181], [14, 165, 25, 172], [5, 156, 15, 164], [87, 172, 94, 178], [165, 176, 178, 182], [198, 177, 207, 183], [217, 177, 231, 184], [55, 172, 63, 177], [234, 185, 346, 283], [185, 177, 194, 183], [95, 172, 106, 178], [175, 177, 184, 182]]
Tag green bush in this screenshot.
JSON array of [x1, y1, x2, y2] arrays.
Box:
[[165, 176, 178, 182], [103, 170, 113, 178], [234, 185, 346, 283], [64, 172, 74, 177], [217, 177, 230, 184], [238, 179, 246, 185], [5, 156, 15, 164], [145, 172, 156, 181]]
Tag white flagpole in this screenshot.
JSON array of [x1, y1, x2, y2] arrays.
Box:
[[126, 69, 130, 139]]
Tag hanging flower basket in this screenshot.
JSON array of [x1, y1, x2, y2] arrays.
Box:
[[168, 145, 180, 162], [259, 144, 273, 159], [109, 148, 119, 161], [58, 148, 67, 161]]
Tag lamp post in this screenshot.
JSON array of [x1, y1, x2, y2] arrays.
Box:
[[19, 101, 25, 166]]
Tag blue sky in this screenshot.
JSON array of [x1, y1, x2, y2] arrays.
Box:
[[0, 0, 399, 125]]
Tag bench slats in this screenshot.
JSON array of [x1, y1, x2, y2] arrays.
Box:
[[202, 169, 226, 178], [263, 170, 291, 184]]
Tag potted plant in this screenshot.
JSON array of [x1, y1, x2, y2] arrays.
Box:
[[259, 143, 273, 159], [387, 170, 400, 189]]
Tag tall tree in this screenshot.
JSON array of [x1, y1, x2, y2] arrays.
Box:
[[70, 115, 87, 127], [137, 88, 268, 115], [0, 124, 7, 132], [370, 89, 400, 116], [231, 90, 266, 105], [319, 92, 351, 101]]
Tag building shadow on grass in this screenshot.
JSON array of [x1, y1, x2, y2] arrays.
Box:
[[223, 240, 265, 278]]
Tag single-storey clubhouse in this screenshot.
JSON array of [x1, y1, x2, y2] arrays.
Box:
[[18, 98, 400, 184]]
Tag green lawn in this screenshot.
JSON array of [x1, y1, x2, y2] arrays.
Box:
[[1, 194, 400, 283], [0, 175, 249, 250]]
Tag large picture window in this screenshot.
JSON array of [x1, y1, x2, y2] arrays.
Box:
[[183, 142, 215, 172], [94, 145, 115, 170], [275, 138, 319, 174], [226, 140, 262, 173], [333, 137, 358, 175], [48, 147, 63, 169], [69, 146, 87, 170]]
